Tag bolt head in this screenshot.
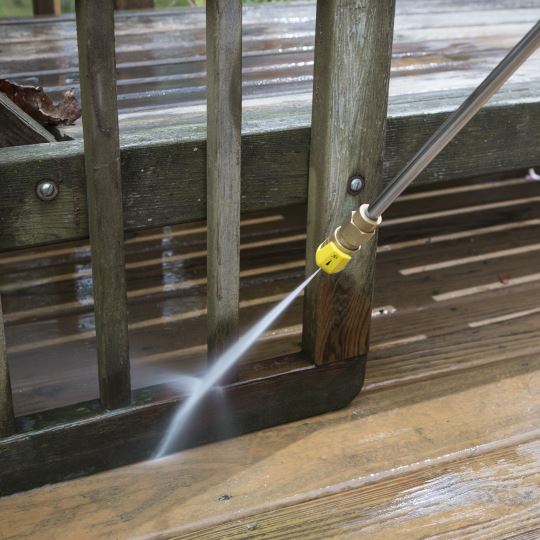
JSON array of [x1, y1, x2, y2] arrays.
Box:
[[347, 175, 364, 195], [36, 180, 59, 201]]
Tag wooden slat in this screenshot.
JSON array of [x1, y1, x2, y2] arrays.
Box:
[[75, 0, 130, 409], [302, 0, 395, 364], [0, 296, 14, 437], [205, 0, 242, 359], [0, 92, 56, 148], [1, 89, 539, 252]]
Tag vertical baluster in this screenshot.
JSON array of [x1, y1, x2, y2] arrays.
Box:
[[0, 297, 14, 436], [303, 0, 396, 364], [75, 0, 131, 408], [206, 0, 242, 362]]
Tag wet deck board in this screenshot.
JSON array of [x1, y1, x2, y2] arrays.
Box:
[[1, 0, 539, 137]]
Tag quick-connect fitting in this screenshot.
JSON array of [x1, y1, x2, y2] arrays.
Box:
[[316, 204, 381, 274]]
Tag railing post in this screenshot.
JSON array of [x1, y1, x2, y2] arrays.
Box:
[[75, 0, 131, 408], [0, 296, 14, 436], [303, 0, 395, 364], [206, 0, 242, 361]]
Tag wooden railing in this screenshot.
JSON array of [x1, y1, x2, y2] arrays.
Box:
[[0, 0, 539, 496]]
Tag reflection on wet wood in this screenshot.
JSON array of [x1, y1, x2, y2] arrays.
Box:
[[1, 325, 538, 538]]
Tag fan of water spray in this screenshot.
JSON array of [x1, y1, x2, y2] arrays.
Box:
[[153, 269, 320, 460]]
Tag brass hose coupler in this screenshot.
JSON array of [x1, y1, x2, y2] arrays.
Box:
[[316, 204, 382, 274]]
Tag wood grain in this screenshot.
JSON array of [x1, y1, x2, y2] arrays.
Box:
[[303, 0, 395, 364], [206, 0, 242, 359], [75, 0, 131, 409], [0, 92, 56, 148], [0, 297, 14, 437]]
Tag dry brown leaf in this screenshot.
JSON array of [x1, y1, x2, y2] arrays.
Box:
[[0, 79, 81, 126]]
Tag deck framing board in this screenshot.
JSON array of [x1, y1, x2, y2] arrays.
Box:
[[0, 90, 539, 251]]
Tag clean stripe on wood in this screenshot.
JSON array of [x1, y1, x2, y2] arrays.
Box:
[[401, 243, 540, 275], [469, 307, 540, 328], [433, 272, 540, 301]]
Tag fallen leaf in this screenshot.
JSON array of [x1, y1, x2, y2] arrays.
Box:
[[0, 79, 81, 126]]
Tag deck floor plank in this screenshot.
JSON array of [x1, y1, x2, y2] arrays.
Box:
[[1, 0, 539, 136]]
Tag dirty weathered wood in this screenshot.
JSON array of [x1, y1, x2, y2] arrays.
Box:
[[75, 0, 130, 409], [32, 0, 61, 15], [206, 0, 242, 360], [0, 92, 56, 148], [0, 297, 14, 437], [0, 90, 539, 252], [303, 0, 395, 364]]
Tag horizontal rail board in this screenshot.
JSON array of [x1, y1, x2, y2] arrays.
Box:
[[0, 89, 539, 250], [0, 355, 365, 496]]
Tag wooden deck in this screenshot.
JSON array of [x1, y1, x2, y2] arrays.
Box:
[[1, 1, 540, 535], [1, 0, 540, 137], [1, 173, 539, 537]]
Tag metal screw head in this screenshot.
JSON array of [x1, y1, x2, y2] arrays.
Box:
[[347, 175, 364, 195], [36, 180, 59, 201]]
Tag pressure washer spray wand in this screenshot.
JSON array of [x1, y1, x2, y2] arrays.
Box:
[[316, 19, 540, 274]]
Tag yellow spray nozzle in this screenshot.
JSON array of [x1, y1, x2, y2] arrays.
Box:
[[315, 204, 382, 275], [316, 241, 352, 274]]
